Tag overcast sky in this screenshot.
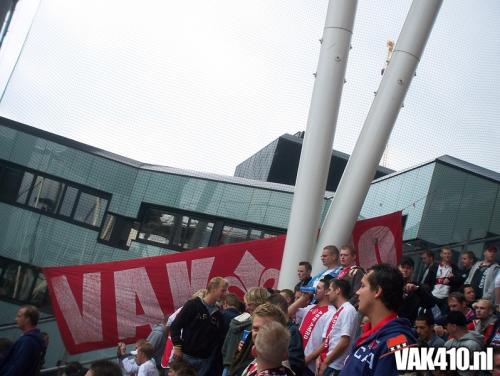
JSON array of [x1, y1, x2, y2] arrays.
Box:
[[0, 0, 499, 177]]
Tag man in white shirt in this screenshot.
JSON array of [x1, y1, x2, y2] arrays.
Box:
[[308, 279, 358, 376], [430, 247, 461, 314], [132, 342, 159, 376], [288, 279, 334, 376]]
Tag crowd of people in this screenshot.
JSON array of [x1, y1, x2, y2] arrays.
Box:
[[0, 244, 499, 376]]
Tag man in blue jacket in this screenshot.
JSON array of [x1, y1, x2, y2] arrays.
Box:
[[340, 264, 416, 376], [0, 305, 46, 375]]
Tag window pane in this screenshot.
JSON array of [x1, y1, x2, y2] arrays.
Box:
[[0, 262, 20, 298], [100, 213, 139, 249], [220, 225, 248, 244], [30, 273, 48, 307], [138, 209, 176, 245], [74, 192, 107, 226], [177, 216, 214, 249], [249, 229, 263, 241], [15, 267, 36, 301], [30, 273, 49, 307], [28, 176, 65, 213], [59, 186, 78, 217], [16, 172, 34, 204], [262, 232, 277, 239], [0, 167, 23, 202]]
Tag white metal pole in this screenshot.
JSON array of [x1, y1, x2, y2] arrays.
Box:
[[312, 0, 443, 273], [278, 0, 358, 289]]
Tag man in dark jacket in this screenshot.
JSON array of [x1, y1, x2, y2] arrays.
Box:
[[397, 256, 434, 324], [0, 305, 46, 375], [340, 264, 416, 376], [170, 277, 228, 376]]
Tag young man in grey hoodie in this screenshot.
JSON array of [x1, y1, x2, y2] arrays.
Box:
[[465, 245, 498, 301], [444, 311, 483, 376]]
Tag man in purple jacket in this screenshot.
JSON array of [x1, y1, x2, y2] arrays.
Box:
[[340, 264, 416, 376], [0, 305, 46, 375]]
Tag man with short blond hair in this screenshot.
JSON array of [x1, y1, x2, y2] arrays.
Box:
[[134, 342, 159, 376], [171, 277, 228, 376], [467, 299, 497, 345], [241, 304, 294, 376], [337, 244, 364, 307], [244, 321, 294, 376]]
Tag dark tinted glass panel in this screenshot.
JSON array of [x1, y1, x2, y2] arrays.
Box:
[[30, 274, 49, 307], [28, 176, 65, 213], [59, 186, 78, 217], [0, 167, 23, 202], [0, 258, 49, 309], [262, 232, 277, 239], [100, 214, 139, 248], [0, 262, 18, 298], [249, 229, 263, 241], [15, 267, 36, 301], [175, 216, 214, 249], [0, 262, 36, 301], [74, 192, 107, 227], [220, 225, 248, 244], [16, 172, 34, 204], [138, 209, 176, 245]]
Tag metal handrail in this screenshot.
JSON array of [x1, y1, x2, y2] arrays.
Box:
[[39, 355, 118, 374], [0, 315, 55, 332]]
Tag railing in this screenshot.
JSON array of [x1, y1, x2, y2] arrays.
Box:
[[39, 355, 118, 375], [0, 315, 55, 332]]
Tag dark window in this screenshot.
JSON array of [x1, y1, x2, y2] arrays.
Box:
[[99, 213, 139, 249], [0, 167, 23, 202], [0, 258, 49, 311], [220, 225, 249, 244], [135, 204, 284, 251], [74, 192, 107, 227], [0, 160, 110, 231], [28, 176, 65, 213], [173, 216, 214, 249], [138, 209, 176, 245], [30, 273, 49, 308], [16, 172, 34, 204], [58, 186, 78, 217], [249, 229, 263, 241]]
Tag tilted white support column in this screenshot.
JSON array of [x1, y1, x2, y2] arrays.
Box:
[[278, 0, 358, 289], [312, 0, 443, 273]]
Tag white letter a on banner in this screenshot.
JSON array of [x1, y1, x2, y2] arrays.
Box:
[[115, 267, 164, 339], [51, 273, 103, 344]]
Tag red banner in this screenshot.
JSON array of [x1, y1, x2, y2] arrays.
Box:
[[352, 211, 402, 270], [43, 211, 402, 354], [43, 236, 285, 354]]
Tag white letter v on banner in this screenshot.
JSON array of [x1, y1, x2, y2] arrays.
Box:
[[51, 273, 103, 344]]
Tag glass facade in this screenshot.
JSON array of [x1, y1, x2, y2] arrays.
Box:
[[1, 117, 499, 315], [0, 120, 313, 272], [360, 159, 500, 261]]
